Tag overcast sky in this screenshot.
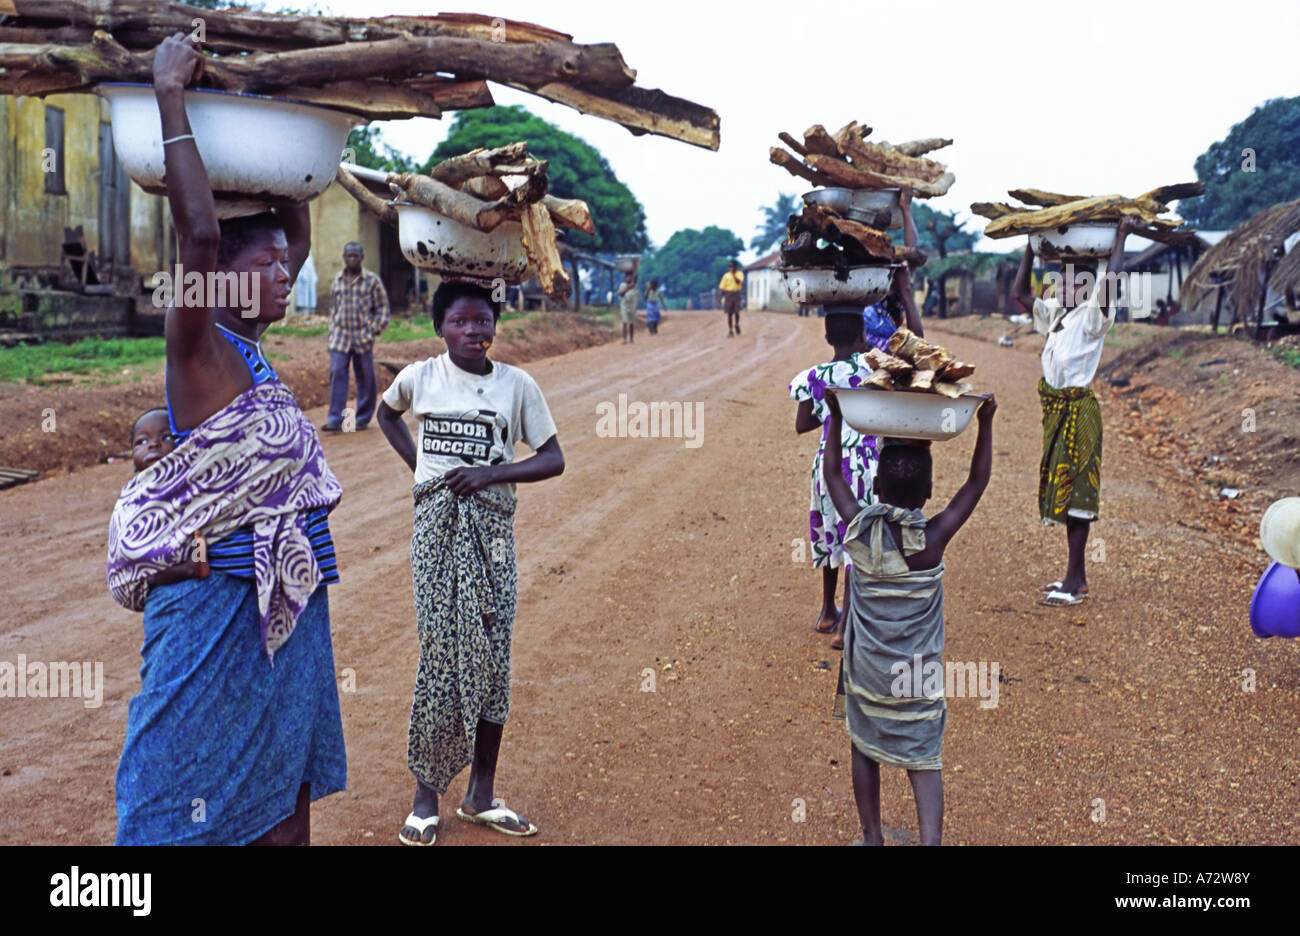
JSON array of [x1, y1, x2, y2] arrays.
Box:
[[267, 0, 1299, 257]]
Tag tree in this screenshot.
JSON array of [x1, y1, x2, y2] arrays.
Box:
[[425, 105, 648, 253], [751, 192, 798, 255], [639, 226, 744, 300], [1183, 96, 1300, 229], [890, 202, 977, 257], [344, 126, 418, 173]]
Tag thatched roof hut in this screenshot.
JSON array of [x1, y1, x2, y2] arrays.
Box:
[[1179, 199, 1300, 332]]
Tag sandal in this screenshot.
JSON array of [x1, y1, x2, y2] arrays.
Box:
[[813, 607, 840, 634], [1040, 581, 1089, 598], [398, 812, 439, 846], [456, 803, 538, 837], [1041, 589, 1084, 607]]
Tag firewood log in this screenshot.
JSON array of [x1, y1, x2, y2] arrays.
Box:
[[802, 124, 841, 158], [777, 132, 809, 158], [1007, 188, 1085, 207], [462, 176, 510, 200], [542, 195, 595, 234], [970, 202, 1024, 220], [521, 202, 570, 300], [798, 204, 895, 260], [336, 166, 397, 227], [837, 137, 947, 183], [832, 121, 872, 146], [429, 143, 530, 187], [1140, 182, 1205, 206], [503, 80, 720, 150], [769, 147, 839, 187], [804, 153, 955, 197], [893, 138, 952, 157], [388, 173, 517, 232], [982, 194, 1131, 238]]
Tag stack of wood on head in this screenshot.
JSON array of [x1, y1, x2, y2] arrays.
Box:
[[772, 122, 950, 271], [971, 183, 1206, 248], [0, 1, 720, 149], [337, 143, 592, 302], [861, 328, 975, 399]]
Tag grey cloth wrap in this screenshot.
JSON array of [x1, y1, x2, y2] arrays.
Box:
[[841, 502, 947, 771]]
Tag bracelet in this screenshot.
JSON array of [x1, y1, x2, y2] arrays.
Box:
[[162, 133, 196, 145]]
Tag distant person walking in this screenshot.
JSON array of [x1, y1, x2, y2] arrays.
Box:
[[618, 270, 638, 344], [719, 259, 744, 337], [324, 241, 389, 432], [644, 279, 663, 335]]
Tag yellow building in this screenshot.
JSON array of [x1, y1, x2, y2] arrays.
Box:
[[0, 93, 172, 283]]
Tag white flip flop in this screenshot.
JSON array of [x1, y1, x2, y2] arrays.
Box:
[[1041, 589, 1084, 607], [455, 804, 538, 837], [398, 812, 439, 846], [1040, 581, 1089, 598]]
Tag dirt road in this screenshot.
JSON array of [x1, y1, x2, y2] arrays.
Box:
[[1, 308, 1296, 845]]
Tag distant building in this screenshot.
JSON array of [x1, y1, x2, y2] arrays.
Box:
[[744, 250, 797, 313], [1122, 232, 1226, 320]]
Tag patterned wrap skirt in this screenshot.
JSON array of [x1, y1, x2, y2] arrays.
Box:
[[115, 572, 346, 844], [1038, 378, 1102, 524], [407, 478, 518, 794]]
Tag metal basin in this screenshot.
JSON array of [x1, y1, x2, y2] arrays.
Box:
[[802, 187, 902, 230], [831, 386, 982, 441], [393, 203, 530, 282], [97, 83, 362, 219], [1030, 222, 1120, 259], [781, 265, 895, 305]]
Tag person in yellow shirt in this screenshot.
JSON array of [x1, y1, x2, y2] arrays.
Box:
[[719, 260, 744, 337]]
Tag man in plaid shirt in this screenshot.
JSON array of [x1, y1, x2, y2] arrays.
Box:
[[324, 241, 389, 431]]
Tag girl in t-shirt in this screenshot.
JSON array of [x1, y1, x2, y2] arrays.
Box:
[[377, 280, 565, 845]]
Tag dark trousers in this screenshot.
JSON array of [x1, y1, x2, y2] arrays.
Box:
[[328, 348, 377, 427]]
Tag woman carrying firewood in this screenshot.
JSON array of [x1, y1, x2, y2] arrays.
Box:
[[109, 35, 347, 845], [377, 280, 565, 845], [1013, 216, 1137, 606]]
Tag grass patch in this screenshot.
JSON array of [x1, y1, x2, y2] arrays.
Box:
[[1271, 346, 1300, 369], [0, 335, 167, 384], [1166, 347, 1189, 362]]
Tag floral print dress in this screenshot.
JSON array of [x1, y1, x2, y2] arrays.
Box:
[[789, 354, 879, 569]]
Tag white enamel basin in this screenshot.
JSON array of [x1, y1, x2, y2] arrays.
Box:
[[393, 203, 531, 282], [97, 83, 362, 218], [1030, 222, 1120, 259], [832, 386, 982, 441], [782, 265, 895, 305]]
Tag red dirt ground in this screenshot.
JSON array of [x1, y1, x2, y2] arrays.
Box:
[[1, 308, 1297, 845]]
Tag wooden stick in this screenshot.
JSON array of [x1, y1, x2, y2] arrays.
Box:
[[777, 132, 809, 158], [502, 80, 720, 150], [336, 166, 397, 227], [982, 194, 1130, 238], [769, 147, 838, 187], [521, 202, 570, 300], [1007, 188, 1086, 207], [279, 80, 441, 119]]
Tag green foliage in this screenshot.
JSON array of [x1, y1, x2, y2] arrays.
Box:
[[426, 105, 647, 253], [639, 226, 744, 299], [344, 126, 417, 173], [891, 202, 978, 255], [751, 192, 799, 255], [922, 250, 1020, 280], [1184, 97, 1300, 229]]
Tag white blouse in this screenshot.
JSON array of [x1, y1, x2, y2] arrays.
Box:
[[1032, 292, 1115, 390]]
